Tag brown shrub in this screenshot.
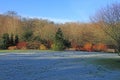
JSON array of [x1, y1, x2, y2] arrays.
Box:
[[8, 46, 17, 50], [27, 42, 40, 49], [71, 41, 77, 48], [46, 40, 53, 49], [105, 49, 115, 53], [74, 45, 81, 51]]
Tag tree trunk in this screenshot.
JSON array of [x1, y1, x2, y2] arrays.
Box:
[[117, 45, 120, 56]]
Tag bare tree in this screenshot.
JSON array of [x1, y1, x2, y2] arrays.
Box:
[[92, 3, 120, 55]]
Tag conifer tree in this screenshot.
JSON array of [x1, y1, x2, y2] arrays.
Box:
[[2, 33, 10, 49], [10, 34, 14, 46], [15, 34, 19, 45], [52, 28, 64, 51]]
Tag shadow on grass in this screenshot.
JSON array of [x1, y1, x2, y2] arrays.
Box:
[[92, 58, 120, 70]]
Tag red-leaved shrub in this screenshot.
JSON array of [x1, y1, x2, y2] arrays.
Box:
[[17, 42, 27, 50]]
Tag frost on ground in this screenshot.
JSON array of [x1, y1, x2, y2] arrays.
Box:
[[0, 51, 120, 80]]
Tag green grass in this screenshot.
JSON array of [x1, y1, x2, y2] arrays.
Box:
[[0, 49, 57, 53], [0, 50, 30, 53], [92, 58, 120, 70]]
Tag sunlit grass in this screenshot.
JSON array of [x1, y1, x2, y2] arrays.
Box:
[[0, 50, 28, 53], [0, 50, 53, 53]]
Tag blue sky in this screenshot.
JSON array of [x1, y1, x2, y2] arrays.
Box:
[[0, 0, 120, 23]]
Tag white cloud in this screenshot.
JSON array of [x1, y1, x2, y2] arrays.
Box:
[[23, 15, 75, 23], [44, 17, 74, 23]]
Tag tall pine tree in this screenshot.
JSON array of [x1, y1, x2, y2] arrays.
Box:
[[52, 28, 64, 51]]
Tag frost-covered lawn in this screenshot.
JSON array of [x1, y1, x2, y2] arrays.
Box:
[[0, 51, 120, 80]]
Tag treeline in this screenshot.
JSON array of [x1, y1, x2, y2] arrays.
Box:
[[0, 11, 114, 51]]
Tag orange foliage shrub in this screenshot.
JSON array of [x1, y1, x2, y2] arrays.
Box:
[[40, 44, 47, 50], [17, 42, 27, 50], [83, 42, 93, 52], [93, 43, 107, 52]]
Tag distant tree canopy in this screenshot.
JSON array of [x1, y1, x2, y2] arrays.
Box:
[[92, 3, 120, 54], [0, 10, 115, 51]]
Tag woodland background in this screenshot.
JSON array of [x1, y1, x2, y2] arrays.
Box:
[[0, 11, 115, 51]]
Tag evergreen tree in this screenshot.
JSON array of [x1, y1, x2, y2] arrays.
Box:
[[10, 34, 14, 46], [2, 33, 10, 49], [63, 39, 71, 48], [52, 28, 65, 51], [15, 35, 19, 45], [55, 28, 64, 41], [22, 30, 33, 41]]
